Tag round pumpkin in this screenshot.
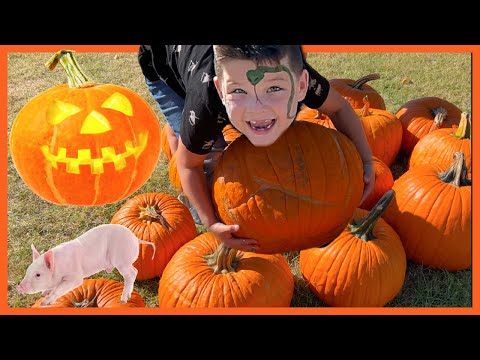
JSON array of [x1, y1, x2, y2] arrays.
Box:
[[32, 278, 145, 308], [300, 190, 406, 307], [355, 96, 403, 167], [111, 192, 197, 280], [9, 50, 161, 206], [295, 106, 336, 129], [329, 73, 386, 110], [358, 156, 394, 211], [382, 152, 471, 271], [222, 124, 243, 143], [168, 153, 183, 192], [409, 112, 471, 179], [158, 232, 294, 307], [212, 120, 364, 254], [161, 123, 173, 161], [395, 96, 462, 155]]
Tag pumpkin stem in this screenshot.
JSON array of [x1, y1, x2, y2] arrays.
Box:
[[45, 50, 96, 89], [138, 204, 173, 231], [360, 95, 371, 117], [430, 107, 448, 130], [351, 73, 381, 89], [349, 190, 395, 241], [204, 240, 240, 274], [72, 292, 98, 308], [453, 112, 471, 139], [438, 151, 471, 187]]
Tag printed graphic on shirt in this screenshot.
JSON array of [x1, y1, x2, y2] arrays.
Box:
[[189, 110, 199, 126], [201, 72, 211, 83], [309, 78, 322, 96], [216, 113, 227, 124], [173, 45, 182, 53], [188, 60, 198, 73], [202, 139, 215, 150]]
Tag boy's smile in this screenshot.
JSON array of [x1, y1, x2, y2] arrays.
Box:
[[214, 57, 308, 147]]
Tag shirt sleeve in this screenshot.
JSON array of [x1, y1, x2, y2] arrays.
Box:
[[302, 60, 330, 109], [179, 60, 228, 155], [138, 45, 160, 82]]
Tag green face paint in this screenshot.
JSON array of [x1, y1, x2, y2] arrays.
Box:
[[246, 65, 297, 119]]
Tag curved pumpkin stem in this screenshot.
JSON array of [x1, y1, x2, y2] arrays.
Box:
[[138, 204, 173, 231], [439, 151, 471, 187], [430, 107, 448, 130], [351, 73, 381, 89], [204, 241, 240, 274], [453, 112, 471, 139], [349, 190, 395, 241], [360, 95, 371, 117], [72, 292, 98, 308], [45, 49, 96, 89]]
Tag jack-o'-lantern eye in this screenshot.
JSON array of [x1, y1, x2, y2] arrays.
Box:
[[47, 100, 81, 125], [101, 92, 133, 116]]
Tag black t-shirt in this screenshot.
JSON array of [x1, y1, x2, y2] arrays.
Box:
[[139, 45, 330, 155]]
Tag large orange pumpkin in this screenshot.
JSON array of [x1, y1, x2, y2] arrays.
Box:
[[158, 232, 294, 307], [212, 121, 364, 254], [111, 192, 197, 280], [355, 96, 402, 167], [409, 112, 471, 179], [300, 190, 406, 307], [358, 156, 394, 211], [160, 123, 173, 161], [32, 278, 145, 308], [382, 152, 471, 271], [395, 96, 462, 155], [329, 73, 386, 110], [9, 50, 161, 206]]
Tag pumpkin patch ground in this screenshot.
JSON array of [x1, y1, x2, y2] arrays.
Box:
[[7, 51, 472, 309]]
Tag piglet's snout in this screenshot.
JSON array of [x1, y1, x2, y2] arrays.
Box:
[[16, 283, 27, 294]]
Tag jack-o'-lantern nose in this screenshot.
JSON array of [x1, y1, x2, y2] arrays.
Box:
[[80, 110, 112, 134]]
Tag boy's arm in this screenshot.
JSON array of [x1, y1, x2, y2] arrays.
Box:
[[318, 87, 375, 204], [175, 139, 259, 252]]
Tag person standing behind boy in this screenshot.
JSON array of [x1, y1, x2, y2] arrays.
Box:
[[138, 45, 374, 253]]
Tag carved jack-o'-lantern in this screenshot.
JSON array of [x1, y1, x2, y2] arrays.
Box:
[[9, 50, 161, 206]]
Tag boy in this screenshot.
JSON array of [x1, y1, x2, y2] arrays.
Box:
[[139, 45, 374, 253]]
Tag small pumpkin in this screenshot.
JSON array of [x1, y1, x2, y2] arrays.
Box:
[[212, 121, 363, 254], [168, 153, 183, 192], [160, 123, 173, 161], [358, 156, 394, 211], [300, 190, 406, 307], [222, 124, 243, 143], [355, 96, 403, 167], [329, 73, 386, 110], [295, 106, 336, 129], [32, 278, 145, 308], [9, 50, 161, 206], [409, 112, 471, 179], [111, 192, 197, 280], [395, 96, 462, 155], [158, 232, 294, 307], [382, 152, 471, 271]]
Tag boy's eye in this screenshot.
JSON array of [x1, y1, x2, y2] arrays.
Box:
[[230, 89, 246, 94], [268, 86, 282, 93]]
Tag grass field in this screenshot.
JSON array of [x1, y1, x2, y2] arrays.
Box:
[[7, 50, 472, 309]]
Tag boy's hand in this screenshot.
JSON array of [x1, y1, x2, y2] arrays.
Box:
[[208, 222, 260, 253], [359, 160, 375, 205]]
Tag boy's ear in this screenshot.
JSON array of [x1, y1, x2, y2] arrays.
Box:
[[213, 75, 224, 101], [297, 69, 309, 102]]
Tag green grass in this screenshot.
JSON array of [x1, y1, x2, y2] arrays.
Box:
[[7, 51, 472, 309]]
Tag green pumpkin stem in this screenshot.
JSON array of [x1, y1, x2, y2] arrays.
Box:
[[138, 204, 173, 231], [438, 151, 471, 187], [360, 95, 371, 117], [453, 112, 471, 139], [45, 50, 96, 88], [351, 73, 380, 89], [72, 292, 98, 308], [204, 240, 240, 274], [349, 190, 395, 241]]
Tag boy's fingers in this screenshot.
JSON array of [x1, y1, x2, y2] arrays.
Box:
[[223, 237, 259, 253]]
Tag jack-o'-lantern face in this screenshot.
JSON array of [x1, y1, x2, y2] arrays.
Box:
[[10, 84, 161, 206]]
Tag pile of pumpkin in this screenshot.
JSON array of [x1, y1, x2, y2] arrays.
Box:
[[24, 64, 470, 308]]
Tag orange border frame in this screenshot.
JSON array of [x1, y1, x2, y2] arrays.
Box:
[[1, 44, 477, 315]]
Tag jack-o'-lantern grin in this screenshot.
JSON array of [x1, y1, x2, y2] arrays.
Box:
[[39, 92, 150, 174]]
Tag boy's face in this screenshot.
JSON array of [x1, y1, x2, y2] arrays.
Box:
[[214, 56, 308, 147]]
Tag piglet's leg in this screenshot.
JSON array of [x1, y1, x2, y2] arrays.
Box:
[[41, 277, 84, 306], [116, 264, 138, 304]]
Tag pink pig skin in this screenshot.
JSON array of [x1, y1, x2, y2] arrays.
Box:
[[16, 224, 155, 306]]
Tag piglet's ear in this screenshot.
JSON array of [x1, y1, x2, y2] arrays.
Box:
[[44, 250, 55, 272], [31, 244, 41, 261]]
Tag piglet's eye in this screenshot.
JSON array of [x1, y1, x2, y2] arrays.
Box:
[[35, 273, 40, 278]]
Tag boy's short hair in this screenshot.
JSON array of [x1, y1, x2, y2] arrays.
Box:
[[213, 45, 304, 78]]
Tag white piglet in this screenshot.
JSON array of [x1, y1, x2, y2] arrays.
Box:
[[16, 224, 155, 305]]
